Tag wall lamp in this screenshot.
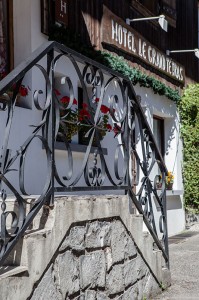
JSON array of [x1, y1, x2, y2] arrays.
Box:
[[126, 15, 168, 32], [166, 49, 199, 59]]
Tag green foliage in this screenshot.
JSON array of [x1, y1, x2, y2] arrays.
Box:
[[100, 53, 181, 102], [159, 281, 166, 291], [178, 84, 199, 209], [49, 25, 181, 102]]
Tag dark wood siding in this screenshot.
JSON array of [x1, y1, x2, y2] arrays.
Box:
[[49, 0, 199, 82], [174, 0, 198, 81]]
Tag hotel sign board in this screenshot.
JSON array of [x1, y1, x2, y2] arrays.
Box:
[[102, 7, 185, 83], [55, 0, 68, 27]]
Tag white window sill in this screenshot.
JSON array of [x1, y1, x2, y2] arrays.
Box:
[[55, 141, 108, 155], [166, 190, 183, 196]]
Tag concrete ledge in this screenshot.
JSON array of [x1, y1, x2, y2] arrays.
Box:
[[166, 190, 183, 196], [0, 266, 28, 279], [55, 141, 108, 155], [0, 195, 170, 300]]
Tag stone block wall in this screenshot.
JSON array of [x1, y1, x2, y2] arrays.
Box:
[[186, 213, 199, 228], [29, 219, 161, 300]]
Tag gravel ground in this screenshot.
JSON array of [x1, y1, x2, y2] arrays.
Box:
[[186, 224, 199, 231], [153, 224, 199, 300]]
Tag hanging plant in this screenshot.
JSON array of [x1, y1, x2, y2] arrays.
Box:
[[55, 90, 120, 143]]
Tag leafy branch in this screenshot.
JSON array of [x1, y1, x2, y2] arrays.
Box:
[[49, 25, 181, 102], [178, 84, 199, 210]]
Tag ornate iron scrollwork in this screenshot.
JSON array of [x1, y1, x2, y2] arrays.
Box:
[[0, 41, 169, 267]]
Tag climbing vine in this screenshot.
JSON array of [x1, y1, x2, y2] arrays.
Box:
[[49, 25, 181, 102], [178, 84, 199, 210]]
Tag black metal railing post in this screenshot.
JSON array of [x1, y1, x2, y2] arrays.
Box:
[[50, 49, 55, 206], [163, 185, 169, 268]]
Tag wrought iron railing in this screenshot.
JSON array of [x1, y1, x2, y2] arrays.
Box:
[[0, 41, 169, 267]]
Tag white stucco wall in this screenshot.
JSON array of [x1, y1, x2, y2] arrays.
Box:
[[13, 0, 47, 67], [134, 85, 185, 236], [6, 1, 185, 236]]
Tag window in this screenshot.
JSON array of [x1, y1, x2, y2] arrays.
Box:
[[78, 86, 98, 147], [41, 0, 51, 35], [161, 0, 176, 27], [198, 3, 199, 49], [137, 0, 159, 15], [0, 0, 10, 75], [78, 86, 89, 146], [132, 0, 176, 27], [153, 116, 164, 158], [55, 0, 69, 27], [41, 0, 69, 34], [153, 116, 164, 184]]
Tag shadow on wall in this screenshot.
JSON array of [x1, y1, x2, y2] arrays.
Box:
[[133, 99, 179, 158], [167, 196, 183, 210], [154, 195, 182, 211], [151, 101, 179, 157], [164, 117, 178, 156]]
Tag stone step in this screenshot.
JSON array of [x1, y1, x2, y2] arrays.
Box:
[[0, 197, 46, 232], [142, 231, 154, 263], [141, 231, 167, 282], [2, 228, 52, 267], [128, 214, 144, 250], [0, 196, 170, 300], [152, 249, 163, 282], [161, 267, 171, 289]]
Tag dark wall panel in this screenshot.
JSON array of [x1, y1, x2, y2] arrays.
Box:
[[50, 0, 198, 81]]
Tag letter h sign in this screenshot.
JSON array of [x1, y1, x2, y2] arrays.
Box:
[[55, 0, 68, 26]]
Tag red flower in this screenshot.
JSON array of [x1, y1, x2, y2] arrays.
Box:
[[113, 124, 121, 136], [60, 96, 70, 104], [79, 109, 91, 119], [12, 83, 17, 90], [82, 103, 88, 109], [73, 98, 77, 105], [95, 97, 100, 103], [100, 105, 110, 114], [19, 85, 28, 97], [55, 89, 61, 96], [106, 124, 112, 131], [60, 96, 77, 105], [0, 72, 7, 79]]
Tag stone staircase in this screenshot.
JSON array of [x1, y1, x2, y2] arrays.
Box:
[[0, 195, 171, 300]]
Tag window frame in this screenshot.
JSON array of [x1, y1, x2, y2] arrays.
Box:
[[153, 115, 165, 159], [0, 0, 13, 74], [131, 0, 176, 27]]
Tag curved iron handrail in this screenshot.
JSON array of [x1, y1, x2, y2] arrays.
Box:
[[0, 41, 169, 267]]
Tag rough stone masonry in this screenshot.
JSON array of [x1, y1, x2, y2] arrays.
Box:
[[29, 218, 161, 300]]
